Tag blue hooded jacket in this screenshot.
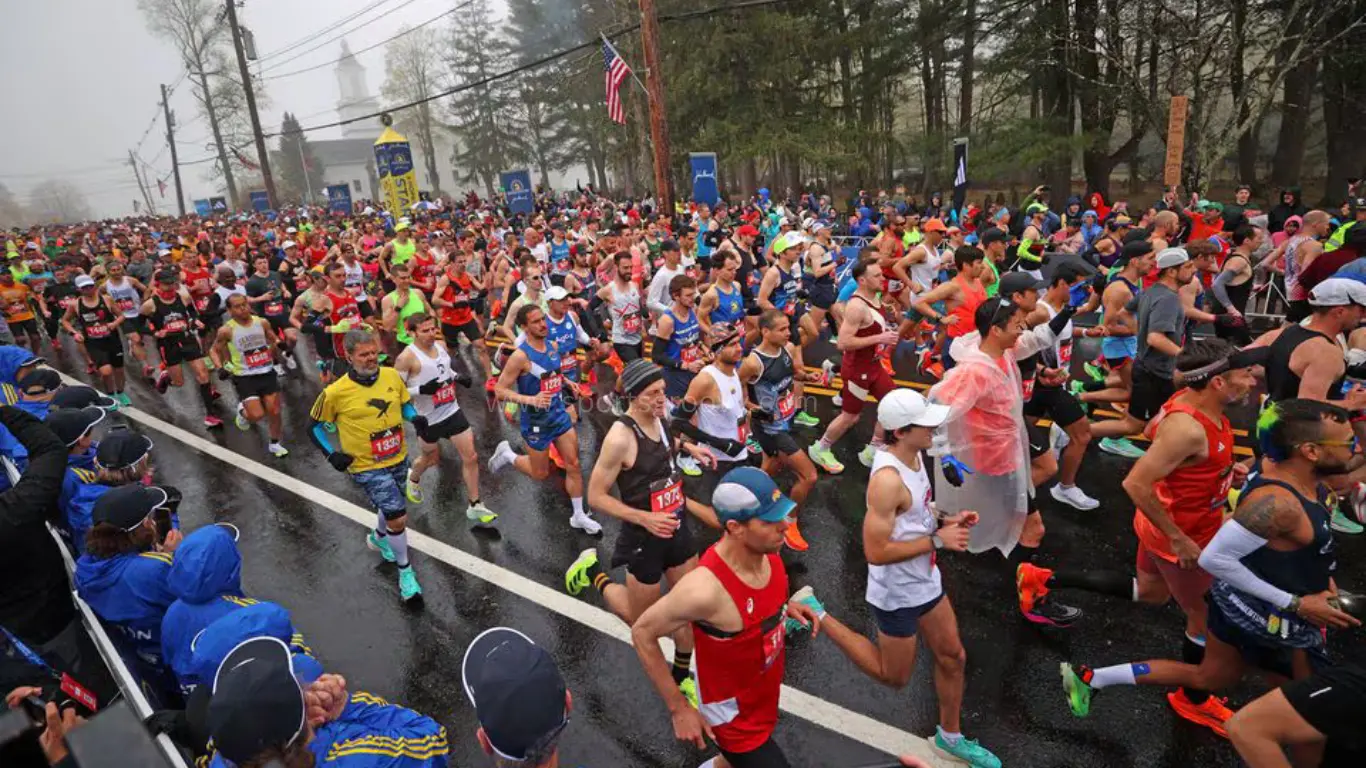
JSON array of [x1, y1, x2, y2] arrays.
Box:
[[1080, 209, 1103, 249], [0, 346, 39, 386], [75, 548, 176, 667], [58, 450, 108, 553], [184, 600, 314, 695], [160, 526, 251, 693]]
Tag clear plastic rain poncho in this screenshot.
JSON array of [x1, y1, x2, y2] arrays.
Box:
[[928, 324, 1057, 556]]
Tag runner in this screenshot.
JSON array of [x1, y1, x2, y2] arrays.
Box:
[[489, 303, 602, 534], [62, 274, 127, 405], [1210, 225, 1259, 345], [910, 245, 988, 370], [808, 260, 902, 473], [102, 259, 151, 378], [563, 359, 721, 709], [1061, 399, 1361, 724], [289, 268, 343, 383], [802, 221, 839, 335], [675, 323, 750, 532], [0, 269, 42, 350], [243, 252, 297, 372], [652, 275, 706, 432], [756, 232, 819, 354], [598, 251, 646, 363], [433, 247, 491, 379], [142, 268, 220, 428], [309, 328, 427, 602], [380, 262, 433, 356], [392, 312, 494, 528], [544, 285, 605, 407], [210, 294, 287, 458]]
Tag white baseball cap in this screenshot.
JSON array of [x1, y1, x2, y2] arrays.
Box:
[[1154, 247, 1190, 269], [544, 286, 570, 301], [74, 275, 96, 288], [1309, 277, 1366, 307], [877, 389, 950, 431]]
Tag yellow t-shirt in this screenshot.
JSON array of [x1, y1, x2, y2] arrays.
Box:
[[309, 367, 411, 472]]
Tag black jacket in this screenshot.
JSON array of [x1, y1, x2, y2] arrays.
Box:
[[0, 406, 74, 645]]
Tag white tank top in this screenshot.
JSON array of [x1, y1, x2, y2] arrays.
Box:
[[907, 243, 941, 294], [409, 342, 461, 424], [697, 364, 748, 462], [865, 450, 942, 611], [105, 278, 142, 318], [609, 281, 643, 344], [1040, 300, 1074, 370], [343, 260, 367, 300]]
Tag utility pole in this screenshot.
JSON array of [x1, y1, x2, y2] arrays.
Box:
[[224, 0, 277, 209], [127, 150, 155, 215], [161, 84, 186, 216], [638, 0, 674, 213]]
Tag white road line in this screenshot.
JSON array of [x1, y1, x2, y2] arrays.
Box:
[[79, 377, 947, 765]]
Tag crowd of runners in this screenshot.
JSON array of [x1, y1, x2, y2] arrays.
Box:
[[2, 181, 1366, 767]]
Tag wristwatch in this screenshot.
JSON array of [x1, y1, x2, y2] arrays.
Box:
[[931, 533, 945, 550], [1288, 595, 1303, 615]]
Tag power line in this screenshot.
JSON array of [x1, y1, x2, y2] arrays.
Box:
[[254, 0, 397, 63], [257, 0, 426, 75], [259, 1, 469, 82]]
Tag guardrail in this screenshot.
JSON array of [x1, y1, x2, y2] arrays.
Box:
[[2, 457, 189, 768]]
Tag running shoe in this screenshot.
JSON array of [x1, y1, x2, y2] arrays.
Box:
[[366, 531, 396, 563], [858, 444, 877, 467], [502, 401, 520, 424], [746, 436, 762, 455], [203, 414, 224, 429], [565, 548, 600, 595], [879, 355, 895, 375], [1050, 422, 1071, 458], [1067, 380, 1090, 413], [467, 501, 498, 529], [793, 411, 820, 428], [678, 454, 702, 477], [784, 585, 825, 635], [274, 364, 286, 377], [1083, 361, 1106, 382], [678, 677, 699, 709], [570, 509, 603, 535], [932, 731, 1002, 768], [1167, 689, 1233, 738], [405, 472, 424, 504], [1027, 598, 1083, 627], [397, 566, 423, 602], [915, 344, 934, 373], [1099, 437, 1146, 459], [808, 443, 844, 474], [922, 360, 944, 381], [1051, 484, 1100, 511], [114, 392, 132, 408], [831, 393, 842, 408], [783, 519, 810, 552], [1330, 508, 1364, 535], [154, 369, 172, 394], [1015, 563, 1053, 616], [818, 359, 836, 386], [268, 442, 289, 459], [1060, 662, 1095, 717], [488, 440, 518, 473], [234, 404, 249, 431]]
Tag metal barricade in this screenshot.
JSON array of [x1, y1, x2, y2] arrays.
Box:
[[2, 457, 189, 768]]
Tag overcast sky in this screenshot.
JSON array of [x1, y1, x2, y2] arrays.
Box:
[[1, 0, 497, 220]]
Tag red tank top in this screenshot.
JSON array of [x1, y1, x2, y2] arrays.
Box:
[[1134, 393, 1235, 560], [439, 270, 475, 327], [841, 295, 888, 369], [691, 546, 788, 753], [183, 265, 213, 311], [946, 276, 987, 338], [325, 290, 361, 357]]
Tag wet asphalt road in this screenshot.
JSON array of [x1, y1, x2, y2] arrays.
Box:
[[45, 329, 1366, 768]]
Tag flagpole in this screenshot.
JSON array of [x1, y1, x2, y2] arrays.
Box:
[[601, 33, 650, 100]]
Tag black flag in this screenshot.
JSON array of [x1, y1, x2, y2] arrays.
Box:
[[952, 137, 969, 215]]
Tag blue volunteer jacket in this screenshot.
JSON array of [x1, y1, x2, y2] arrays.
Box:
[[58, 449, 107, 554], [185, 601, 316, 694], [74, 548, 176, 665], [0, 346, 39, 387]]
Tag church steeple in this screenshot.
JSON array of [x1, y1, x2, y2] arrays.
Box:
[[334, 39, 381, 139]]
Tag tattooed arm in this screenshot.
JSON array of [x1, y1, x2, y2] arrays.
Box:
[[1198, 490, 1299, 609]]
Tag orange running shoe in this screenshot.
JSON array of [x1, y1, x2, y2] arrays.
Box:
[[923, 361, 944, 380], [549, 442, 566, 470], [1167, 689, 1233, 738], [783, 519, 810, 551], [1015, 563, 1053, 615], [879, 356, 895, 375]]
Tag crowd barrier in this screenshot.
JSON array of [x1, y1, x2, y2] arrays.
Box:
[[2, 457, 189, 768]]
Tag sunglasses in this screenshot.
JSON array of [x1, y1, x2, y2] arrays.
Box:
[[1315, 436, 1359, 452]]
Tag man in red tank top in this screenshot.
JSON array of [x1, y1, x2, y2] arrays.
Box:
[[1016, 339, 1261, 736], [910, 245, 989, 375], [322, 260, 364, 358]]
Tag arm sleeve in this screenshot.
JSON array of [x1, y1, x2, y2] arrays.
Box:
[[651, 336, 680, 369], [0, 406, 65, 530], [1197, 520, 1294, 609], [1211, 269, 1237, 311]]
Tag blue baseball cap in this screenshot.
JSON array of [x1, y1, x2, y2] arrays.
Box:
[[713, 467, 796, 524]]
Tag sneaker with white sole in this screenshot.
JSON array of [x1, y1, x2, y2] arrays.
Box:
[[234, 404, 250, 431], [569, 509, 603, 535], [488, 440, 518, 473], [807, 443, 844, 474], [1050, 422, 1070, 460], [1051, 483, 1100, 511], [268, 442, 289, 458], [678, 455, 702, 477], [1331, 508, 1364, 535], [405, 472, 424, 504], [397, 566, 422, 601], [1099, 437, 1146, 458], [467, 501, 498, 529], [858, 444, 877, 467]]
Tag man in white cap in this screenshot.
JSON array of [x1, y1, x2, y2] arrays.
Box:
[[800, 388, 1001, 768]]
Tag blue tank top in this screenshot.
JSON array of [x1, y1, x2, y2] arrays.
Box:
[[550, 241, 572, 273], [748, 346, 797, 434], [545, 311, 582, 383], [1237, 475, 1335, 596], [515, 339, 567, 429], [664, 308, 701, 366], [710, 283, 745, 327], [771, 264, 800, 311]]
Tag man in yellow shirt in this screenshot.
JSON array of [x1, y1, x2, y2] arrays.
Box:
[[310, 328, 428, 602]]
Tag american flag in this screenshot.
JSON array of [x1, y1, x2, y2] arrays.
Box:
[[602, 39, 631, 125]]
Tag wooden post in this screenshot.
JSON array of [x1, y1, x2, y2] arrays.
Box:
[[1163, 95, 1189, 188], [638, 0, 673, 213]]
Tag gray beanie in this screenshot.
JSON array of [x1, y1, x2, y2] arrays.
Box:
[[619, 358, 664, 397]]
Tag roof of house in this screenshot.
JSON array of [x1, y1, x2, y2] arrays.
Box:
[[309, 138, 376, 169]]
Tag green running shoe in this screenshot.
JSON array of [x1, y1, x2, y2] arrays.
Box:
[[678, 677, 699, 709], [366, 531, 396, 563], [784, 585, 825, 635], [858, 444, 877, 467], [398, 566, 422, 601], [678, 455, 703, 477], [405, 473, 424, 504], [565, 548, 599, 596], [793, 411, 820, 428], [466, 501, 498, 529], [1099, 437, 1146, 459], [115, 392, 132, 408], [1083, 361, 1105, 382], [234, 404, 250, 431], [1060, 662, 1094, 717], [807, 443, 844, 474], [932, 730, 1002, 768], [1331, 508, 1364, 535]]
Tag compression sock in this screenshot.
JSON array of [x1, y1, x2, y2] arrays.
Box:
[[570, 496, 585, 516], [1007, 544, 1039, 566], [198, 382, 214, 409], [387, 528, 410, 568], [671, 650, 693, 684], [1180, 634, 1210, 704], [375, 511, 388, 540], [1082, 379, 1107, 392], [1047, 570, 1135, 600], [1088, 663, 1143, 689]]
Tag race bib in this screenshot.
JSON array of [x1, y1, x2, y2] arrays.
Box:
[[776, 390, 797, 420], [369, 427, 403, 460], [736, 415, 749, 444], [539, 371, 562, 396], [264, 301, 285, 316], [649, 473, 684, 515], [621, 311, 642, 335], [888, 279, 903, 293], [680, 344, 701, 366], [1059, 339, 1073, 367], [115, 297, 136, 313], [1213, 462, 1235, 509], [1022, 376, 1036, 401], [164, 318, 188, 334], [761, 614, 785, 671], [86, 322, 110, 339], [560, 352, 579, 373], [432, 381, 456, 406], [243, 347, 272, 369]]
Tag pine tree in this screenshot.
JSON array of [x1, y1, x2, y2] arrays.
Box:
[[273, 112, 325, 204], [444, 0, 527, 197], [503, 0, 578, 189]]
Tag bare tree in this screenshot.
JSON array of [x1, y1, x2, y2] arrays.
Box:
[[382, 25, 444, 194], [28, 180, 93, 224], [0, 183, 29, 229]]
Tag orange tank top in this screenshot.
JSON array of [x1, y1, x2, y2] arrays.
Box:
[[1133, 393, 1235, 561]]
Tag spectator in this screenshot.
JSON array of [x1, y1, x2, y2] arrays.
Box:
[[47, 407, 107, 552], [0, 346, 44, 387], [206, 635, 447, 767], [1267, 187, 1307, 234], [1221, 184, 1254, 231], [1189, 200, 1226, 242], [49, 386, 117, 412], [1271, 214, 1302, 249], [462, 627, 569, 767]]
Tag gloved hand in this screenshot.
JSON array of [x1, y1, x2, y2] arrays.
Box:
[[409, 414, 429, 432], [1067, 282, 1091, 309], [453, 370, 473, 388], [327, 452, 354, 472], [217, 368, 231, 381], [940, 455, 974, 487], [417, 378, 444, 395]]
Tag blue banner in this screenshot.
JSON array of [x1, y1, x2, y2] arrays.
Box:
[[374, 144, 391, 179], [690, 152, 719, 207], [193, 199, 211, 217], [209, 197, 228, 214], [326, 184, 353, 215], [249, 191, 270, 213], [500, 169, 534, 215]]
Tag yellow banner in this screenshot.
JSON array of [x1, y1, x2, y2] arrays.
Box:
[[374, 126, 419, 215]]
